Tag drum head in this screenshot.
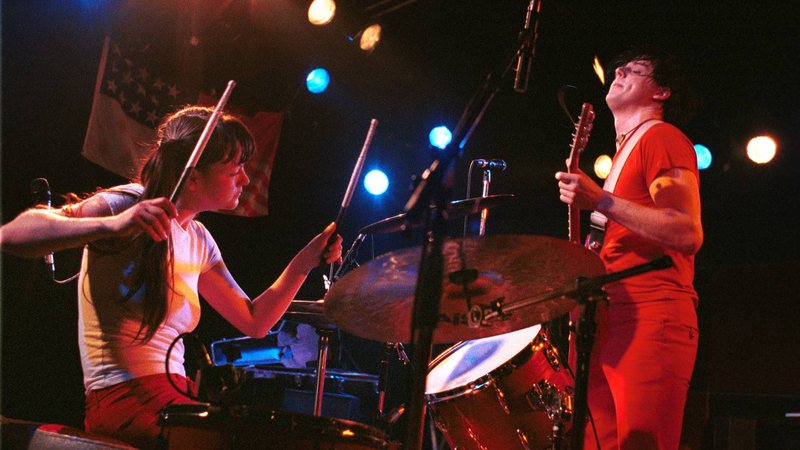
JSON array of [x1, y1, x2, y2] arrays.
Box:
[[426, 325, 541, 394]]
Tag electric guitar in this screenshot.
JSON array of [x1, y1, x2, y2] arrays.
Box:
[[566, 103, 595, 245]]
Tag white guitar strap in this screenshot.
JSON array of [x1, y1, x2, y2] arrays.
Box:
[[587, 119, 662, 252]]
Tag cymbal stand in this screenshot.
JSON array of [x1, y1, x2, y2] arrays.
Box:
[[313, 327, 335, 416], [569, 279, 604, 449], [377, 342, 392, 420], [377, 342, 410, 422], [551, 419, 565, 450]]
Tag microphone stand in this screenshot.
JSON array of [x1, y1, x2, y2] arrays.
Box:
[[401, 18, 539, 449]]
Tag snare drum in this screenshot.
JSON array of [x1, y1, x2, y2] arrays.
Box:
[[425, 325, 573, 450], [159, 404, 397, 450]]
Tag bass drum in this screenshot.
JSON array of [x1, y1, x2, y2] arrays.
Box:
[[159, 403, 398, 450], [425, 325, 573, 450]]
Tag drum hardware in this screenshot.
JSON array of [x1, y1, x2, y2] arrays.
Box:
[[547, 385, 573, 450], [331, 233, 367, 285], [274, 299, 340, 417], [283, 299, 337, 330], [376, 342, 409, 422], [313, 327, 335, 416], [461, 159, 507, 239], [530, 326, 566, 376], [494, 382, 512, 415], [526, 381, 569, 416], [211, 300, 341, 418]]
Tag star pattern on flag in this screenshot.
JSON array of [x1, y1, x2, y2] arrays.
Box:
[[99, 39, 193, 128]]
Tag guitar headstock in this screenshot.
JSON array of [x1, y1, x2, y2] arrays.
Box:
[[566, 102, 595, 173]]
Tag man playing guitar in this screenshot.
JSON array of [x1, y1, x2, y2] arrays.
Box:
[[555, 47, 703, 449]]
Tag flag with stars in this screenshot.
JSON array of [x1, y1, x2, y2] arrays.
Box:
[[82, 34, 280, 216]]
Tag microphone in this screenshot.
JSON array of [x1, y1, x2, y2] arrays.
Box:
[[30, 178, 55, 280], [513, 0, 541, 93], [474, 159, 508, 171]]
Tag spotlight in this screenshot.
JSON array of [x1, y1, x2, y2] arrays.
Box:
[[308, 0, 336, 26], [593, 55, 606, 86], [306, 68, 330, 94], [594, 154, 612, 179], [364, 169, 389, 196], [694, 144, 712, 170], [355, 23, 382, 52], [746, 135, 777, 164], [428, 126, 452, 150]]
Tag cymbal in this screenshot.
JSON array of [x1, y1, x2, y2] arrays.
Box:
[[358, 194, 514, 235], [324, 235, 604, 344], [283, 300, 335, 329]]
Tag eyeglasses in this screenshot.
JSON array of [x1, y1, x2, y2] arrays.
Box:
[[616, 65, 654, 78]]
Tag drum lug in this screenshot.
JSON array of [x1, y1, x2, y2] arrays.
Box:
[[515, 427, 533, 450], [525, 381, 573, 423], [535, 331, 564, 372]]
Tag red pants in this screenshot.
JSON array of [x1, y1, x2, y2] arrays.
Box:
[[582, 299, 698, 450], [84, 373, 197, 449]]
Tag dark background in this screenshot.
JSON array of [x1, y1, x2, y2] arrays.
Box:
[[2, 0, 799, 446]]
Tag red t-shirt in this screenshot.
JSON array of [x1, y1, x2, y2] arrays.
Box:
[[601, 122, 699, 305]]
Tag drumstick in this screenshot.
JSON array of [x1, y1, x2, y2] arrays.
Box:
[[169, 80, 236, 203], [324, 118, 379, 281]]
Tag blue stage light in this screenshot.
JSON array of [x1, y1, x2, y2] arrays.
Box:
[[694, 144, 712, 170], [306, 68, 330, 94], [364, 169, 389, 196], [429, 126, 452, 150]]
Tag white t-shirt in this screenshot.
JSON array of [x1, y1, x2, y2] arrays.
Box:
[[76, 184, 223, 392]]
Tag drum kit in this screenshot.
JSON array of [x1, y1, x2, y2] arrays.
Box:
[[159, 194, 627, 449]]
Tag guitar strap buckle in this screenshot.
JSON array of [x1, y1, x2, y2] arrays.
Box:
[[586, 211, 607, 253]]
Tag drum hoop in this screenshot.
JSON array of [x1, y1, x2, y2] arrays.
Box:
[[425, 374, 497, 403]]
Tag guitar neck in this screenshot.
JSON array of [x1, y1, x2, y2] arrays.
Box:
[[568, 204, 580, 245], [566, 102, 594, 246]]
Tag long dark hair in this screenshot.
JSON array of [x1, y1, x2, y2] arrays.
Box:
[[132, 106, 255, 342]]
